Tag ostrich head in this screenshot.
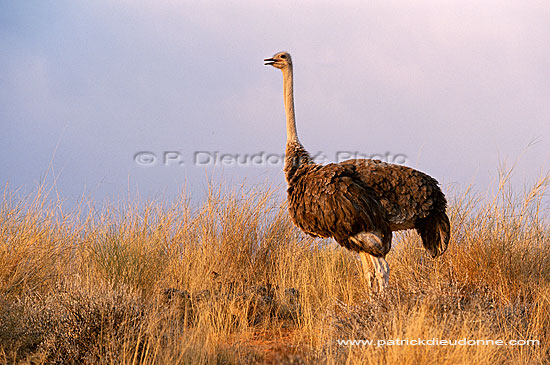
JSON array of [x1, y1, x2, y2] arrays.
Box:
[[264, 51, 292, 70]]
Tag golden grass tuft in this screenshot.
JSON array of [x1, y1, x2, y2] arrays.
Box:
[[0, 171, 549, 364]]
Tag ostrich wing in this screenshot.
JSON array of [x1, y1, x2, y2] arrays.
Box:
[[286, 162, 392, 254], [340, 159, 447, 230]]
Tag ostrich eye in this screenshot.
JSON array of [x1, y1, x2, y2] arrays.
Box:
[[280, 54, 287, 59]]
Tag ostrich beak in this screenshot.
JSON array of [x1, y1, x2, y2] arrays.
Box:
[[264, 57, 275, 66]]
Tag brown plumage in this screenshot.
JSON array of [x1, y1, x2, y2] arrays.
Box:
[[265, 51, 450, 291]]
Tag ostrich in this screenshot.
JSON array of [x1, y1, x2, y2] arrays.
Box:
[[264, 51, 450, 292]]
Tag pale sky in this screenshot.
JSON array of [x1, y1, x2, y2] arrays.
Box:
[[2, 1, 549, 206]]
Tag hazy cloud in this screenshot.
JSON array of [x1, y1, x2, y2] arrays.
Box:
[[1, 0, 549, 205]]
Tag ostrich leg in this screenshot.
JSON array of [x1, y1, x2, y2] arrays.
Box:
[[359, 252, 389, 292], [371, 255, 389, 291]]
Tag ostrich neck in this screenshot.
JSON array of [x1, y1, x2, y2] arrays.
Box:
[[282, 66, 298, 143], [281, 65, 312, 181]]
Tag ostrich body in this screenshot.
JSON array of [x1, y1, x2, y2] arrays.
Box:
[[264, 51, 450, 292]]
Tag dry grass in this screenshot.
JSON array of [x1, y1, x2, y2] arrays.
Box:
[[0, 171, 549, 364]]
